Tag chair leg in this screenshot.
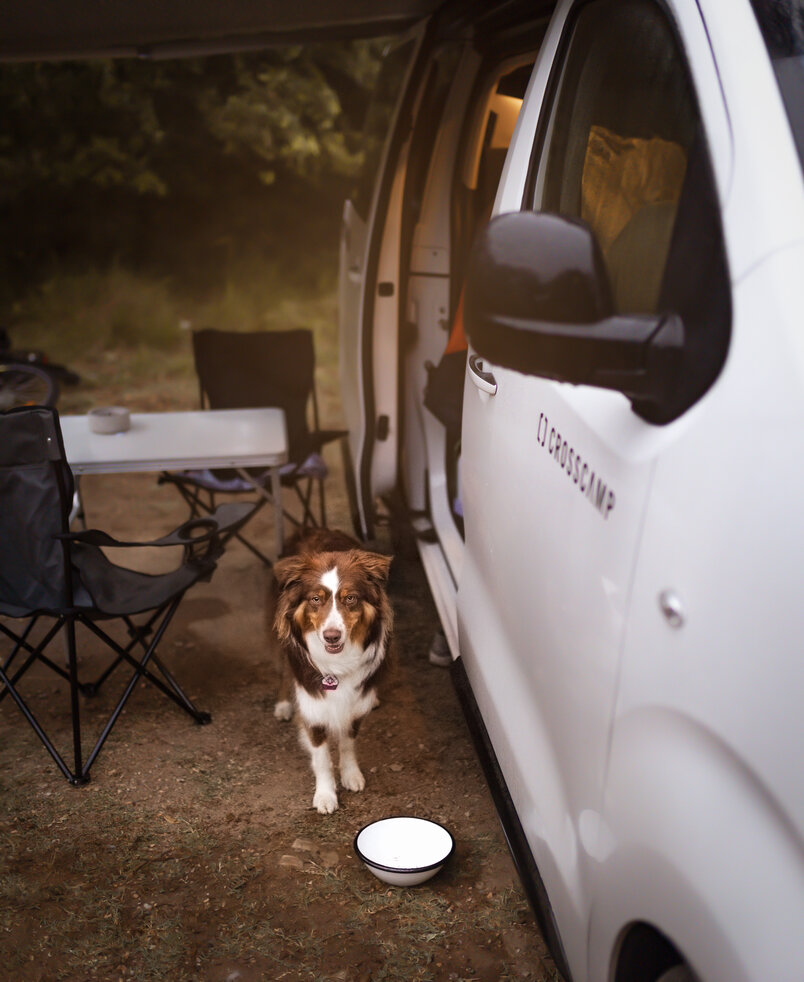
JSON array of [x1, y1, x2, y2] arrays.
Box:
[[292, 476, 319, 530], [0, 615, 38, 674], [162, 478, 275, 568], [0, 616, 78, 698], [124, 613, 210, 723], [300, 478, 314, 527], [79, 594, 207, 777], [216, 496, 274, 565], [65, 617, 89, 784], [81, 606, 164, 694], [318, 476, 327, 527], [0, 597, 214, 784], [79, 605, 208, 722], [166, 478, 208, 519], [150, 653, 211, 725], [229, 527, 274, 567], [0, 616, 89, 785]]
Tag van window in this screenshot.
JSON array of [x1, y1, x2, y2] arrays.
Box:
[[750, 0, 804, 169], [402, 45, 462, 256], [530, 0, 730, 421], [454, 60, 533, 297], [533, 0, 698, 314]]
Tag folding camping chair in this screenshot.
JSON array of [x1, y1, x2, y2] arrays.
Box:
[[0, 405, 254, 785], [159, 328, 346, 565]]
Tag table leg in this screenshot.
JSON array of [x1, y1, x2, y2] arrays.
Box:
[[69, 475, 86, 529]]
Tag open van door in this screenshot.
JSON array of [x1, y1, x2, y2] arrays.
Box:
[[339, 32, 424, 540]]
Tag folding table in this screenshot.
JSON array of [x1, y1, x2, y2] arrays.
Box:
[[60, 407, 289, 556]]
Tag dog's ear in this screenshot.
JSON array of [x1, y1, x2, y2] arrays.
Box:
[[354, 550, 392, 586], [273, 555, 309, 646], [273, 555, 308, 591]]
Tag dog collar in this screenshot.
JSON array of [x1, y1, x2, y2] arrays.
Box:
[[321, 674, 339, 691]]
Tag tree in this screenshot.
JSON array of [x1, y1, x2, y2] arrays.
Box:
[[0, 41, 385, 204], [0, 60, 167, 202]]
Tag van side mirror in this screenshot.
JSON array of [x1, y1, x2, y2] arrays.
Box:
[[463, 211, 684, 415]]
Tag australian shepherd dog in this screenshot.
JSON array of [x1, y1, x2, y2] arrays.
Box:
[[272, 529, 393, 814]]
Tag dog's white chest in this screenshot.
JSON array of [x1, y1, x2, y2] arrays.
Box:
[[296, 674, 376, 734]]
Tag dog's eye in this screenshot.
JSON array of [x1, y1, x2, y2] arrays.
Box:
[[344, 594, 358, 607], [309, 594, 322, 606]]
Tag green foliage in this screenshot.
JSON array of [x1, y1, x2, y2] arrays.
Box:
[[0, 40, 385, 203], [0, 60, 168, 201], [204, 52, 344, 183], [208, 41, 385, 183], [0, 38, 391, 353]]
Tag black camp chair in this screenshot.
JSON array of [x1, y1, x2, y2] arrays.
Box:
[[0, 405, 254, 785], [159, 328, 346, 566]]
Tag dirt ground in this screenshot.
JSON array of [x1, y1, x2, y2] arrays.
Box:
[[0, 381, 559, 981]]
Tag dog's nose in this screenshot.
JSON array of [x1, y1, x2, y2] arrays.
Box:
[[323, 628, 342, 646]]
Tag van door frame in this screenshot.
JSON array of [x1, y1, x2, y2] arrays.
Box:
[[340, 24, 434, 541]]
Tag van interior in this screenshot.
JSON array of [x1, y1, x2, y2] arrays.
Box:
[[403, 55, 535, 542]]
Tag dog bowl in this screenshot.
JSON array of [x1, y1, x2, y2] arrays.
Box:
[[354, 816, 454, 886], [88, 406, 130, 434]]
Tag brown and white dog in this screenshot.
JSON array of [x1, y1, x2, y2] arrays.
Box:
[[272, 529, 393, 814]]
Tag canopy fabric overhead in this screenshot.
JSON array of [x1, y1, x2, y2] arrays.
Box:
[[0, 0, 444, 61]]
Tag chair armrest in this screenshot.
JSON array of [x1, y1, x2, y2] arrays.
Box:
[[58, 501, 256, 550], [297, 428, 348, 457]]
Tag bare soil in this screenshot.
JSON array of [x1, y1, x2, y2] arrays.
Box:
[[0, 364, 558, 981]]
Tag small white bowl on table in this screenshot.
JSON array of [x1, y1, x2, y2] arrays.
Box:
[[87, 406, 130, 434]]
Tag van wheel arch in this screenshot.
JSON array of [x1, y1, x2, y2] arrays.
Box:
[[656, 966, 696, 982], [615, 922, 697, 982]]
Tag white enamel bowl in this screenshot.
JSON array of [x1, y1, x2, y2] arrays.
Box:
[[354, 816, 455, 886]]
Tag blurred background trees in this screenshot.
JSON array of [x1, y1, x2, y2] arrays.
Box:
[[0, 42, 387, 327]]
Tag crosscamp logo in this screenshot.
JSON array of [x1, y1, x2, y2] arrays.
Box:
[[537, 412, 615, 519]]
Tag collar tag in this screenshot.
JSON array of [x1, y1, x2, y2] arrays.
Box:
[[321, 674, 339, 691]]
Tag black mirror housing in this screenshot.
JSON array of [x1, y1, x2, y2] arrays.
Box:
[[467, 211, 615, 324], [464, 211, 685, 419]]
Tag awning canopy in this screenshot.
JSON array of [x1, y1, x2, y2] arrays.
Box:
[[0, 0, 444, 62]]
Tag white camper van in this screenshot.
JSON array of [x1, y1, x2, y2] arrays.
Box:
[[337, 2, 804, 981], [3, 0, 803, 979]]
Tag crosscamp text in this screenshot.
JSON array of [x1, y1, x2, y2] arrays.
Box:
[[537, 412, 616, 519]]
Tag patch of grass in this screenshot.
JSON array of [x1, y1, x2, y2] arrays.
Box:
[[10, 265, 184, 360], [8, 257, 338, 355], [6, 258, 342, 418]]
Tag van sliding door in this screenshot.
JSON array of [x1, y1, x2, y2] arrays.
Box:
[[338, 30, 425, 540]]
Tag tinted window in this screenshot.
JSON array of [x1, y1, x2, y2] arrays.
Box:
[[751, 0, 804, 169], [535, 0, 697, 313], [531, 0, 730, 421]]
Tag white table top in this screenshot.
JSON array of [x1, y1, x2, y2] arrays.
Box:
[[60, 407, 288, 475]]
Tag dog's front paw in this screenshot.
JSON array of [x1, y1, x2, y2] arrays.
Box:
[[273, 700, 293, 721], [340, 763, 365, 793], [313, 787, 339, 814]]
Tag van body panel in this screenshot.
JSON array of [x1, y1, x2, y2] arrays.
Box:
[[369, 0, 804, 979], [590, 706, 804, 982]]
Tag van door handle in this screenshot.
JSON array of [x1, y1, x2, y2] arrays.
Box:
[[468, 354, 497, 396]]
